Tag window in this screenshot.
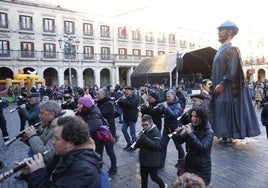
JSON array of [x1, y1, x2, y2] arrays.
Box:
[[158, 51, 165, 55], [21, 42, 34, 57], [84, 46, 94, 59], [133, 49, 141, 60], [43, 43, 56, 58], [101, 47, 110, 60], [20, 15, 33, 30], [145, 32, 153, 42], [118, 48, 127, 59], [100, 25, 110, 38], [64, 21, 75, 34], [133, 49, 141, 56], [146, 50, 153, 57], [0, 40, 10, 57], [43, 18, 55, 32], [0, 12, 8, 28], [83, 23, 93, 36], [118, 26, 126, 39], [157, 34, 165, 43], [189, 42, 195, 48], [169, 34, 175, 44], [180, 40, 186, 48], [132, 29, 140, 41]]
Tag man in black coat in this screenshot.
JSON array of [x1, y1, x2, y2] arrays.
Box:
[[134, 115, 167, 188], [0, 96, 9, 141], [140, 92, 162, 131], [19, 116, 101, 188], [117, 86, 139, 151]]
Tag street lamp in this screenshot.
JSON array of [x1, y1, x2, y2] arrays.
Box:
[[176, 51, 183, 88], [58, 35, 80, 95]]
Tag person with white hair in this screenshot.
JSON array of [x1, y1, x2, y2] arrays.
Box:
[[158, 89, 184, 171]]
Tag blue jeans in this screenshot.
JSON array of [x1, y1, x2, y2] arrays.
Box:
[[121, 121, 136, 145]]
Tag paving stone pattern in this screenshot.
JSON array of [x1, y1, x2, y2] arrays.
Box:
[[1, 103, 268, 188]]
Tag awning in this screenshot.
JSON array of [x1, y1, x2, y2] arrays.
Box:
[[179, 47, 217, 77], [131, 47, 217, 88]]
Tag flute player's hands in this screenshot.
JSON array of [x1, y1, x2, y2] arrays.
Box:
[[14, 158, 31, 175], [25, 153, 45, 173]]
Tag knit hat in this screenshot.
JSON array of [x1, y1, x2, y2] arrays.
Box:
[[148, 92, 158, 100], [78, 96, 94, 108]]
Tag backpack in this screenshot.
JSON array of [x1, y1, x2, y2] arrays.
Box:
[[96, 125, 115, 143], [99, 170, 110, 188], [96, 115, 115, 143]]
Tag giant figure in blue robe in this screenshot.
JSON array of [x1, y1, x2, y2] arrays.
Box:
[[210, 21, 261, 139]]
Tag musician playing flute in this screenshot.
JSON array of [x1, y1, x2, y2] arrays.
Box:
[[158, 90, 185, 171], [133, 115, 167, 188], [18, 116, 101, 188], [15, 100, 61, 181]]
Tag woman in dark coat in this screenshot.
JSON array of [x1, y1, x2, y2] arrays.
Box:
[[174, 107, 214, 185], [77, 96, 104, 156]]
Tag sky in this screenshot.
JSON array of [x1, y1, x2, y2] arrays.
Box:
[[43, 0, 268, 36]]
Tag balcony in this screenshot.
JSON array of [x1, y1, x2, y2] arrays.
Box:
[[0, 50, 145, 64]]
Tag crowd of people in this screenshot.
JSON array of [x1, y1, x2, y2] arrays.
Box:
[[0, 20, 265, 188]]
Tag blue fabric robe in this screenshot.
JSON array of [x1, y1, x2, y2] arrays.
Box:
[[210, 42, 261, 139]]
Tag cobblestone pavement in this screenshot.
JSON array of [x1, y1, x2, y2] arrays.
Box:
[[1, 103, 268, 188]]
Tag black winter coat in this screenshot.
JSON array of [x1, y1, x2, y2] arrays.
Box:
[[174, 123, 214, 185], [261, 102, 268, 127], [28, 149, 101, 188], [140, 100, 162, 130], [80, 105, 103, 140], [135, 124, 162, 167], [96, 96, 116, 136], [117, 93, 139, 122]]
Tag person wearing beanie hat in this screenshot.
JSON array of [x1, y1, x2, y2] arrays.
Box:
[[210, 21, 260, 143], [77, 95, 105, 162], [78, 96, 94, 108], [140, 92, 162, 131], [148, 92, 158, 100]]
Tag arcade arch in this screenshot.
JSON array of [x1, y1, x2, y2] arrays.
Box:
[[64, 68, 77, 87], [83, 68, 95, 87], [0, 67, 13, 80], [44, 68, 58, 87], [100, 68, 110, 88]]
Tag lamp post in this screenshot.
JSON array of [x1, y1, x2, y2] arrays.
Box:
[[176, 51, 182, 88], [58, 35, 80, 95]]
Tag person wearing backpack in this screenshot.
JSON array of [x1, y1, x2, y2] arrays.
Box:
[[77, 96, 104, 156], [96, 88, 117, 178]]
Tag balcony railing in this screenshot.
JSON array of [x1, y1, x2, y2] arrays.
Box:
[[0, 50, 145, 63]]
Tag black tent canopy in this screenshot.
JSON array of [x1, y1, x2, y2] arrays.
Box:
[[130, 47, 217, 88]]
